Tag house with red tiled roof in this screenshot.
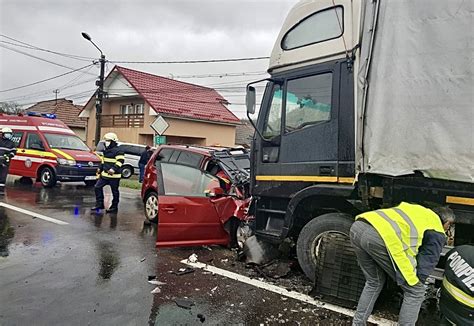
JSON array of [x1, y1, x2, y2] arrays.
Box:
[[79, 66, 240, 148], [27, 99, 86, 140]]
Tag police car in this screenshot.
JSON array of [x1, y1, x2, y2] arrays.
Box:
[[0, 112, 101, 187]]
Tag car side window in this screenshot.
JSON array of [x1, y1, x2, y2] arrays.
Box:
[[11, 131, 23, 147], [176, 151, 202, 167], [131, 146, 144, 156], [26, 133, 45, 151], [157, 148, 173, 162], [169, 150, 181, 163], [160, 163, 220, 197]]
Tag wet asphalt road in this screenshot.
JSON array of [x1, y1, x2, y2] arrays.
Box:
[[0, 178, 360, 326]]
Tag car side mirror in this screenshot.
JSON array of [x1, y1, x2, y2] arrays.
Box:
[[246, 86, 256, 115], [206, 187, 225, 198]]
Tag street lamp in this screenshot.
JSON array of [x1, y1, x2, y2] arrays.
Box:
[[82, 32, 106, 146]]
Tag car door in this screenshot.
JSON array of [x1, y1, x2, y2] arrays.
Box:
[[155, 161, 229, 247], [8, 131, 25, 176], [17, 132, 49, 178]]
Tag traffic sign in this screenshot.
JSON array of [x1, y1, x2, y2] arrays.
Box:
[[154, 135, 167, 146], [150, 115, 169, 135]]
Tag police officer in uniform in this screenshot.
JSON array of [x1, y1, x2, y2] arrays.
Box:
[[0, 127, 17, 194], [439, 244, 474, 325], [91, 133, 124, 213]]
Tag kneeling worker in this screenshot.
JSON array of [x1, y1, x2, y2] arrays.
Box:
[[92, 133, 124, 213], [350, 202, 455, 325], [439, 244, 473, 325], [0, 127, 17, 194]]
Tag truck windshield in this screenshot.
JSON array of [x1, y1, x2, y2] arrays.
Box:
[[44, 133, 90, 151]]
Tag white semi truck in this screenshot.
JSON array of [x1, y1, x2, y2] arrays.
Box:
[[246, 0, 473, 298]]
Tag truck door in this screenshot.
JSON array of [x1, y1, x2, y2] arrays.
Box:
[[254, 60, 348, 195]]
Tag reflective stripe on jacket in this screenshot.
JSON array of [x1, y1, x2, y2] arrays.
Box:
[[98, 143, 124, 179], [356, 202, 445, 286]]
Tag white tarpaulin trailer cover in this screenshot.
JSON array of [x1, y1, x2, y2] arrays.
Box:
[[357, 0, 473, 183]]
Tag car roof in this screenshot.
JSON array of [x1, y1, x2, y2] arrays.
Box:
[[158, 145, 247, 157]]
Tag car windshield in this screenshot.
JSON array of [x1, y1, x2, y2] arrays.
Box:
[[44, 133, 90, 151]]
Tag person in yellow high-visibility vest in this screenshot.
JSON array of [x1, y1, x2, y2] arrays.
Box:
[[350, 202, 455, 326]]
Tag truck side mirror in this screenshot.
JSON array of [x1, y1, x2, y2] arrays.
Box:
[[246, 86, 256, 115]]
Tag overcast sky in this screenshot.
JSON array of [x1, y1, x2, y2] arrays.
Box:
[[0, 0, 297, 117]]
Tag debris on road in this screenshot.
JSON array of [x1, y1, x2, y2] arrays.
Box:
[[174, 298, 195, 310], [148, 275, 157, 281], [140, 257, 146, 262], [187, 253, 198, 263], [197, 313, 206, 323], [202, 245, 212, 251], [211, 286, 218, 293], [148, 280, 166, 286], [175, 267, 195, 276], [243, 235, 279, 265], [150, 287, 161, 294]]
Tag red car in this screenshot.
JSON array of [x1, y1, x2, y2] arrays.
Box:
[[141, 145, 251, 248]]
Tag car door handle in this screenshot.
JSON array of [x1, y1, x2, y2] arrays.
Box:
[[162, 207, 176, 213]]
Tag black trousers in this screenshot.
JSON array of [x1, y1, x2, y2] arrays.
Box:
[[94, 177, 120, 208], [0, 164, 9, 192]]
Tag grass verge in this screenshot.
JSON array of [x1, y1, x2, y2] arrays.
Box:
[[120, 178, 142, 190]]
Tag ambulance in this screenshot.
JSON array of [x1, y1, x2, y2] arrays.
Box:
[[0, 112, 101, 188]]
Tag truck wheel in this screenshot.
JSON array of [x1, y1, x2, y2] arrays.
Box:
[[296, 212, 354, 282], [121, 166, 133, 179], [144, 191, 158, 224], [39, 167, 57, 188]]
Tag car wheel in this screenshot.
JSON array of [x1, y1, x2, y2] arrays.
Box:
[[144, 191, 158, 223], [296, 212, 354, 282], [39, 167, 57, 188], [121, 166, 133, 179], [84, 180, 96, 187]]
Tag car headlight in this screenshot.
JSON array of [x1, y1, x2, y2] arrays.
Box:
[[57, 158, 76, 166]]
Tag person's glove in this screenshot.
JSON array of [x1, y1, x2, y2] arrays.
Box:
[[107, 168, 115, 175]]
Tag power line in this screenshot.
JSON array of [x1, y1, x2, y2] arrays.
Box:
[[0, 64, 94, 94], [0, 44, 98, 77], [0, 34, 95, 61], [109, 56, 269, 64]]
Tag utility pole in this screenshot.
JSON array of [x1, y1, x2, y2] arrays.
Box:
[[95, 54, 106, 146], [53, 89, 60, 105], [81, 32, 105, 146]]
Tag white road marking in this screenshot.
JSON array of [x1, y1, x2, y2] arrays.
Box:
[[0, 202, 69, 225], [181, 260, 396, 326]]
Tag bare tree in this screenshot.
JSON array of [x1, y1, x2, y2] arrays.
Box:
[[0, 102, 24, 114]]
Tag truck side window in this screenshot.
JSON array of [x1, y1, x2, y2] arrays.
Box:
[[285, 73, 332, 133], [26, 133, 45, 151], [262, 85, 283, 139], [11, 131, 23, 147]]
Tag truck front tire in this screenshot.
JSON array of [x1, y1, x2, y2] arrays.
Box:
[[296, 212, 354, 282]]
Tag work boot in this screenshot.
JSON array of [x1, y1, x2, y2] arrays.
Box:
[[91, 205, 104, 211], [106, 206, 118, 213]]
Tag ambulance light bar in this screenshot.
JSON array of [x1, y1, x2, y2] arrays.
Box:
[[26, 112, 57, 119]]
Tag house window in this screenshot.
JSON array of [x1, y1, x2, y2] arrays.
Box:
[[120, 104, 144, 115], [120, 104, 133, 115], [135, 104, 144, 114]]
